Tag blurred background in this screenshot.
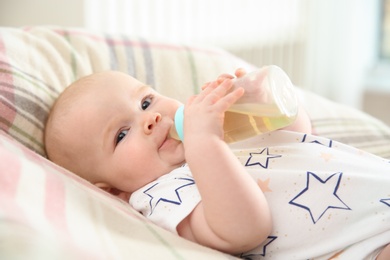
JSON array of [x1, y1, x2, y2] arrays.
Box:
[[1, 0, 389, 124]]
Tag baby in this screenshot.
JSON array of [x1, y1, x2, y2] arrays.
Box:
[[45, 70, 390, 259]]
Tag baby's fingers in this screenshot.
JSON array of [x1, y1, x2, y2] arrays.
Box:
[[203, 79, 245, 112], [201, 81, 214, 90], [221, 86, 245, 109], [217, 73, 235, 80], [235, 68, 247, 78], [192, 81, 220, 104], [202, 79, 234, 104], [201, 73, 235, 90]]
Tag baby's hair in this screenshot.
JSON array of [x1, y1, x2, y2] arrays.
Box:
[[44, 73, 100, 178]]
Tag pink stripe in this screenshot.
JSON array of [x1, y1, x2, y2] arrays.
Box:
[[0, 143, 26, 222], [44, 169, 68, 232], [3, 134, 70, 232], [0, 36, 16, 132], [0, 146, 20, 199], [0, 133, 101, 258]]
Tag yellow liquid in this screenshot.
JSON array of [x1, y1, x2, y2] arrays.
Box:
[[169, 103, 297, 143], [223, 103, 296, 143]]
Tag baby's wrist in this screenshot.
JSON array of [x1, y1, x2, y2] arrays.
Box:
[[184, 133, 223, 152]]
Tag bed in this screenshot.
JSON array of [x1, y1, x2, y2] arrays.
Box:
[[1, 26, 390, 259]]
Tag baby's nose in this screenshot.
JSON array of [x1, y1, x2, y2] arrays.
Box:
[[144, 112, 162, 134]]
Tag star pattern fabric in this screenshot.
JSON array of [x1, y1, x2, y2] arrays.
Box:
[[245, 148, 282, 168], [130, 131, 390, 260], [144, 177, 195, 215], [257, 178, 272, 192], [380, 198, 390, 207], [289, 171, 351, 224], [240, 236, 277, 259], [301, 134, 333, 147]]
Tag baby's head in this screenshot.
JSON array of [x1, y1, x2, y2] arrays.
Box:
[[45, 71, 184, 199]]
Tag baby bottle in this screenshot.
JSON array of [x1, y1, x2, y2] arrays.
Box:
[[170, 65, 298, 143]]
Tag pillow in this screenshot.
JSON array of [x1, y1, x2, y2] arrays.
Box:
[[300, 90, 390, 159], [0, 130, 230, 259], [1, 25, 390, 259], [0, 26, 254, 156], [0, 26, 389, 159]]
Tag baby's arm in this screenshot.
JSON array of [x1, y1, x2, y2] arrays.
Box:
[[377, 244, 390, 260], [177, 79, 272, 254]]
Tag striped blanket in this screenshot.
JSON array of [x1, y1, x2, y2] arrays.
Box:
[[1, 26, 390, 259]]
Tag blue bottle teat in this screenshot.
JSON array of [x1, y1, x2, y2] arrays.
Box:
[[173, 105, 185, 141]]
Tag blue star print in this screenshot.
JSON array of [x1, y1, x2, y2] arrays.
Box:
[[380, 198, 390, 207], [240, 236, 277, 259], [245, 148, 282, 168], [301, 134, 333, 147], [289, 172, 351, 224], [143, 177, 195, 215]]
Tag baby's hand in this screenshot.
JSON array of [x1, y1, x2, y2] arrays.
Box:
[[183, 79, 244, 142], [201, 68, 247, 90]]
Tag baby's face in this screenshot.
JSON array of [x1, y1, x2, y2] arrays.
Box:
[[60, 71, 184, 195]]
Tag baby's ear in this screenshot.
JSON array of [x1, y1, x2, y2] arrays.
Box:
[[95, 182, 130, 202]]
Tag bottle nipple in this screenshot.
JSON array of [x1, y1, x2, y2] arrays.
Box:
[[169, 125, 180, 140], [169, 105, 185, 141]]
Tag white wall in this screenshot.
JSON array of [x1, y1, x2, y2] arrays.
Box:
[[83, 0, 382, 109], [304, 0, 381, 108], [0, 0, 383, 110], [0, 0, 84, 27]]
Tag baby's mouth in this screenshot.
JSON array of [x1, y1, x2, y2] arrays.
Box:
[[168, 125, 180, 141], [159, 129, 181, 151], [158, 118, 181, 150], [158, 126, 171, 150]]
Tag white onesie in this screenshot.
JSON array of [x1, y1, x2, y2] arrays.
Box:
[[130, 131, 390, 259]]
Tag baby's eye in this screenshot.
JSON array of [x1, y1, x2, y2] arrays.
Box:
[[141, 96, 153, 110], [116, 130, 128, 145]]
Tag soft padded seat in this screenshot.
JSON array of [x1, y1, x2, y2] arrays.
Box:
[[1, 26, 389, 259]]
